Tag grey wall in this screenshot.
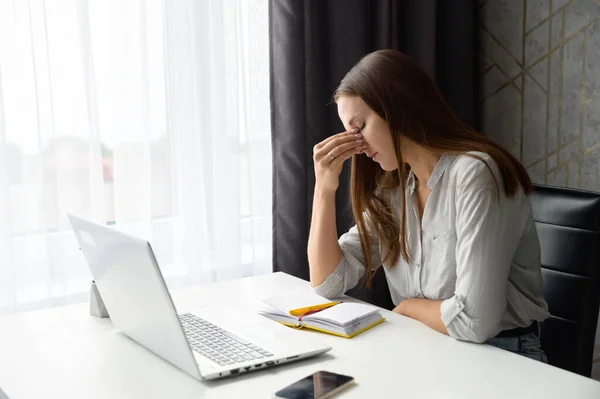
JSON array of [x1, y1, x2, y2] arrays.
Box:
[[477, 0, 600, 379], [479, 0, 600, 190]]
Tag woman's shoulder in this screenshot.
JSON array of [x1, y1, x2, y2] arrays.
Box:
[[446, 151, 501, 188], [449, 151, 494, 170]]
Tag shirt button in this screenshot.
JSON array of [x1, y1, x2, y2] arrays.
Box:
[[416, 263, 421, 268], [456, 303, 460, 308]]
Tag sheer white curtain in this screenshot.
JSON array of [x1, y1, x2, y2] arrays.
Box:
[[0, 0, 272, 313]]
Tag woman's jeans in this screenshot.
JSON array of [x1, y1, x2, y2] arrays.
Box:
[[486, 324, 548, 363]]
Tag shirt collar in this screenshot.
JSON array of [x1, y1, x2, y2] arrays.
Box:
[[407, 170, 416, 195], [406, 153, 455, 195]]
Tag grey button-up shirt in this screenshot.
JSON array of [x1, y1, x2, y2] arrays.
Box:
[[313, 152, 550, 343]]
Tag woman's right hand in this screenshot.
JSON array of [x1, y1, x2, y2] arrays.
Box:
[[313, 129, 366, 194]]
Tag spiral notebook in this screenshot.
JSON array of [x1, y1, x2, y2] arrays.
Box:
[[257, 289, 385, 338]]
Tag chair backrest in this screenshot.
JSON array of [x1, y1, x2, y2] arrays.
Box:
[[347, 266, 395, 310], [529, 184, 600, 376]]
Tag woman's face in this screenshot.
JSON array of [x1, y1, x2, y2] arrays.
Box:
[[337, 95, 399, 171]]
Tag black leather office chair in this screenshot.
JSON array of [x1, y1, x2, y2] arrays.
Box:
[[530, 184, 600, 377], [346, 266, 395, 311]]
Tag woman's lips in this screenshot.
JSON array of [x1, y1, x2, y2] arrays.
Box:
[[370, 152, 378, 160]]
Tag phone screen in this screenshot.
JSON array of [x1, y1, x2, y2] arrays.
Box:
[[274, 370, 354, 399]]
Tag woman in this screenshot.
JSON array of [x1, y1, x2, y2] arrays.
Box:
[[308, 49, 550, 361]]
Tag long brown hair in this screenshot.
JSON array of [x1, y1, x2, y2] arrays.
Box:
[[334, 49, 532, 288]]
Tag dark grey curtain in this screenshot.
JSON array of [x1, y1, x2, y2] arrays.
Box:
[[270, 0, 476, 308]]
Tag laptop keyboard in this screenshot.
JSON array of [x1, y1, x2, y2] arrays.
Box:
[[179, 313, 273, 366]]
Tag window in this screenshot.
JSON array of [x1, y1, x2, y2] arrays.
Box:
[[0, 0, 271, 312]]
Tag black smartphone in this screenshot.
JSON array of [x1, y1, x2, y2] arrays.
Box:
[[273, 370, 355, 399]]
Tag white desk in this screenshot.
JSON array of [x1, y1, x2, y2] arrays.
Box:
[[1, 272, 599, 399]]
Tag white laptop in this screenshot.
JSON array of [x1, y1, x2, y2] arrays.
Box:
[[68, 214, 331, 380]]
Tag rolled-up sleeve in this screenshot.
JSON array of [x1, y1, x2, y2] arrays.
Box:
[[441, 161, 519, 343], [313, 217, 381, 299]]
